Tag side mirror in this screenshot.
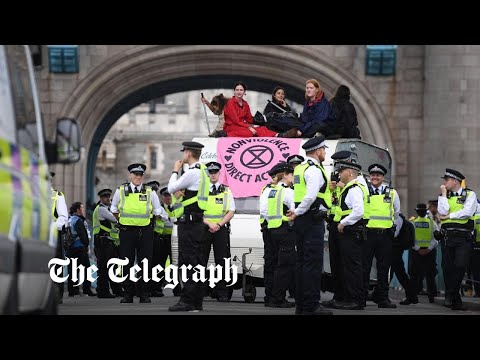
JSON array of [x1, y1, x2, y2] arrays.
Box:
[[54, 118, 81, 164]]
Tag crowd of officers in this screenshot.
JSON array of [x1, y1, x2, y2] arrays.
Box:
[[51, 136, 479, 313]]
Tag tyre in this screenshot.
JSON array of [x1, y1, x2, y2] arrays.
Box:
[[243, 283, 256, 303]]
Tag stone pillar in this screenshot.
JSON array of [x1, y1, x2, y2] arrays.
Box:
[[422, 45, 480, 200]]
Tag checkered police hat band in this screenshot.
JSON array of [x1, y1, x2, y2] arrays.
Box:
[[445, 172, 461, 181]]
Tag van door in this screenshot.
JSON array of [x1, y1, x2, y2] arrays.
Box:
[[2, 45, 53, 313]]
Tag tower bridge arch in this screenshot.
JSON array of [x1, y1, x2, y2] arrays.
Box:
[[39, 45, 396, 208]]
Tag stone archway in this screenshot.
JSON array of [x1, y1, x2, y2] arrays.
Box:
[[58, 45, 393, 203]]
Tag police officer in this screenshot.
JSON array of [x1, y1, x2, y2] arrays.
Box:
[[259, 166, 278, 306], [286, 136, 333, 315], [110, 163, 168, 304], [284, 155, 303, 298], [438, 168, 477, 310], [50, 171, 69, 304], [144, 181, 167, 298], [331, 160, 369, 310], [470, 200, 480, 297], [167, 142, 210, 312], [286, 154, 304, 168], [363, 163, 399, 308], [322, 151, 355, 308], [393, 213, 418, 305], [202, 161, 236, 302], [410, 203, 439, 304], [265, 163, 296, 308], [93, 188, 123, 298], [158, 186, 182, 296]]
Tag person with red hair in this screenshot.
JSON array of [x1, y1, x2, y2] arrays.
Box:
[[297, 79, 337, 138]]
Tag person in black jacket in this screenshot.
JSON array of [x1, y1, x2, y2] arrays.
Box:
[[263, 86, 292, 115], [66, 202, 96, 297], [390, 213, 418, 305], [330, 85, 361, 139]]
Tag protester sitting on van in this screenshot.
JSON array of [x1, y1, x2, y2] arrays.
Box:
[[223, 81, 297, 138], [201, 93, 229, 138], [263, 86, 292, 115], [296, 79, 337, 138], [330, 85, 361, 139]]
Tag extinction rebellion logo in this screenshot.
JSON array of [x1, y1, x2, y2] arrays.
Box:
[[223, 139, 291, 183]]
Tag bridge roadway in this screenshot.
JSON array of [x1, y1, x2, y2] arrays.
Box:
[[59, 288, 479, 315]]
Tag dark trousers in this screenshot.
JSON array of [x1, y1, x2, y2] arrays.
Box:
[[119, 224, 153, 297], [440, 239, 449, 295], [391, 244, 416, 300], [470, 247, 480, 295], [270, 224, 296, 304], [302, 122, 335, 138], [178, 221, 207, 306], [337, 228, 364, 305], [328, 225, 345, 301], [94, 236, 122, 295], [201, 225, 231, 298], [149, 232, 172, 292], [411, 248, 437, 298], [294, 214, 324, 312], [55, 229, 64, 297], [364, 229, 393, 302], [443, 235, 472, 304], [65, 247, 91, 294], [262, 228, 274, 303]]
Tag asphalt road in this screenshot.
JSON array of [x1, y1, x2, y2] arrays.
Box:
[[59, 288, 479, 315]]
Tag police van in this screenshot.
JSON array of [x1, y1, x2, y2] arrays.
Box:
[[0, 45, 81, 314], [171, 137, 391, 303]]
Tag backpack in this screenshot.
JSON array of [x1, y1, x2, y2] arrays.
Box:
[[265, 111, 304, 132], [61, 226, 74, 250], [395, 213, 415, 250]]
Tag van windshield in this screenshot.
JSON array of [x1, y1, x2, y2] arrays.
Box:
[[234, 197, 260, 215]]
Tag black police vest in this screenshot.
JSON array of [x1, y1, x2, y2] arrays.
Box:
[[184, 189, 203, 214]]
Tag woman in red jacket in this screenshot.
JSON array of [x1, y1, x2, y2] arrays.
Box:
[[223, 81, 297, 138]]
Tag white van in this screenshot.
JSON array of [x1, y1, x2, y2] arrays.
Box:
[[172, 137, 391, 302], [0, 45, 81, 314]]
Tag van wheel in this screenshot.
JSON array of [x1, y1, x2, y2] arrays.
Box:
[[243, 284, 256, 303]]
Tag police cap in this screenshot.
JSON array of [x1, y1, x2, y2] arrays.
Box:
[[146, 181, 160, 191], [286, 154, 304, 165], [415, 203, 427, 211], [180, 141, 204, 152], [98, 188, 113, 197], [368, 163, 387, 176], [302, 136, 328, 153], [336, 160, 362, 172], [331, 150, 353, 162], [268, 162, 292, 177], [159, 187, 171, 196], [441, 168, 465, 182], [206, 161, 222, 172], [128, 163, 147, 174]]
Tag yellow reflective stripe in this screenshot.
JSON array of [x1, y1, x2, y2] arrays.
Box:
[[20, 147, 32, 240], [182, 196, 197, 207], [0, 139, 13, 235]]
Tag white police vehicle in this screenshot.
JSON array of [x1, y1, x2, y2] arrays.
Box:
[[0, 45, 81, 314]]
